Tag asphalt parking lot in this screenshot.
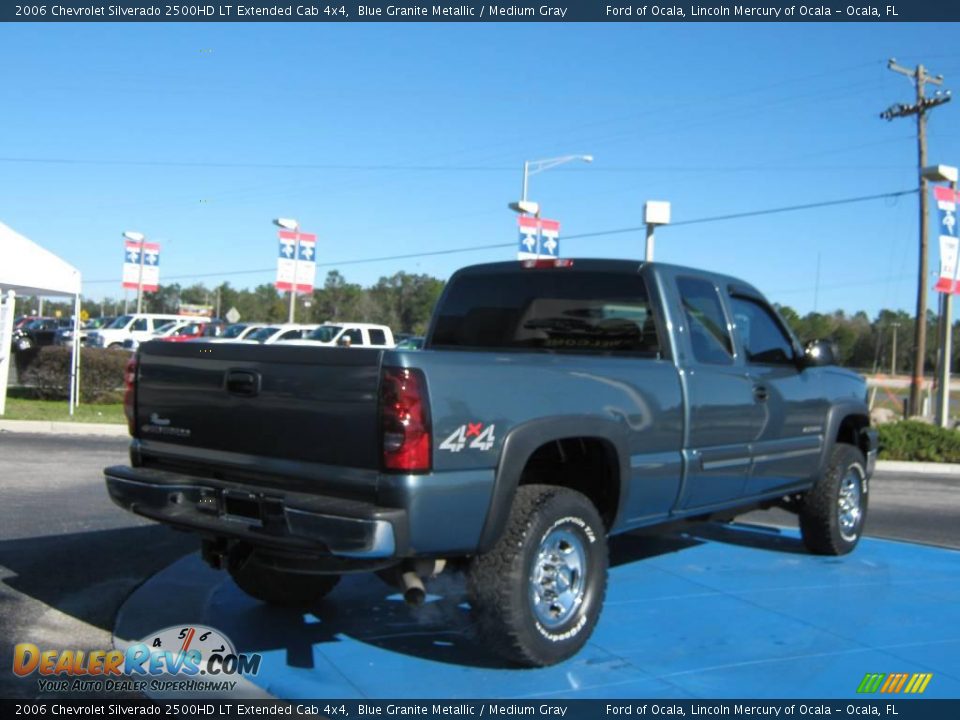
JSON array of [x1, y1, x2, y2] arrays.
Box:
[[0, 431, 957, 699]]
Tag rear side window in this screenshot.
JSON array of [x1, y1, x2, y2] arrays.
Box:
[[431, 270, 660, 355], [369, 329, 387, 345], [676, 276, 734, 365]]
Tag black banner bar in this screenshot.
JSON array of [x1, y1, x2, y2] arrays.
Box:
[[2, 700, 960, 720], [2, 0, 959, 23]]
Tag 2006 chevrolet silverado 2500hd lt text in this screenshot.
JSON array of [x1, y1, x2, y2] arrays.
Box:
[[105, 259, 878, 667]]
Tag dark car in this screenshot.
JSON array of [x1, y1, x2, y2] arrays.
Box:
[[12, 317, 74, 352]]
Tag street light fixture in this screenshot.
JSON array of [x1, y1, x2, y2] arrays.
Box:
[[123, 231, 147, 313], [508, 154, 594, 216], [273, 218, 301, 323], [922, 164, 959, 427]]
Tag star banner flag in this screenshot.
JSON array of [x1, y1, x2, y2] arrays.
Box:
[[122, 240, 160, 291], [517, 216, 561, 260], [275, 230, 318, 293], [934, 186, 960, 294]]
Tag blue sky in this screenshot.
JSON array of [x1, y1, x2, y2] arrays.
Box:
[[2, 22, 959, 317]]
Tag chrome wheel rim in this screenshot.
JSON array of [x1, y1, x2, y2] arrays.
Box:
[[838, 466, 864, 541], [530, 527, 587, 629]]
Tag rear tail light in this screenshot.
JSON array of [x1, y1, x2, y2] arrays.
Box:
[[123, 355, 138, 436], [380, 367, 431, 472]]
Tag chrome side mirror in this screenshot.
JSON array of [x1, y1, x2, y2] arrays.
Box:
[[802, 339, 837, 368]]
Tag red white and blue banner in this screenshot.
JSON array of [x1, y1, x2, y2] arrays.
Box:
[[121, 240, 160, 291], [517, 216, 561, 261], [275, 230, 317, 293], [934, 186, 960, 294]]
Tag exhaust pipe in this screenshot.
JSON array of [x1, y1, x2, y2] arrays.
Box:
[[401, 571, 426, 606]]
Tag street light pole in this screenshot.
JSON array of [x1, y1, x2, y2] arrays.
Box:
[[510, 154, 593, 217], [123, 231, 147, 314], [925, 165, 960, 426], [273, 218, 301, 323]]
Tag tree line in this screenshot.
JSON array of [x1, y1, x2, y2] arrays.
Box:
[[15, 270, 959, 374]]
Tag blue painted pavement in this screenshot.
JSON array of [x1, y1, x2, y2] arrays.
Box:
[[114, 523, 960, 699]]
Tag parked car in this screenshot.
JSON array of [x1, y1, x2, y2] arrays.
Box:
[[11, 317, 74, 352], [55, 316, 116, 347], [241, 324, 318, 344], [122, 318, 207, 352], [203, 322, 268, 343], [281, 322, 395, 348], [157, 320, 225, 342], [106, 259, 877, 668], [87, 314, 186, 349]]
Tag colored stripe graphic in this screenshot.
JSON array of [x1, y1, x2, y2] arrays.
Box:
[[858, 673, 885, 693], [858, 672, 932, 694]]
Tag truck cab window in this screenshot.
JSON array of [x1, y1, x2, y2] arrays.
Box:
[[730, 295, 796, 365], [676, 276, 733, 365]]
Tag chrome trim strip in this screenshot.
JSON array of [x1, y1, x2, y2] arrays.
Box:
[[753, 447, 821, 464], [701, 457, 751, 470]]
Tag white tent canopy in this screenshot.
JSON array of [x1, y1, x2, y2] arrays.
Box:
[[0, 221, 82, 416], [0, 221, 82, 296]]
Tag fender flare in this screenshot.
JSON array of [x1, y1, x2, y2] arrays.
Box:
[[819, 400, 870, 471], [476, 416, 631, 553]]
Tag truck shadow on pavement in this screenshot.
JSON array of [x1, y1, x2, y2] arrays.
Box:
[[115, 522, 802, 671]]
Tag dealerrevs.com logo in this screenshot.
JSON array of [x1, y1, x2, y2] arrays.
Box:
[[13, 625, 261, 694]]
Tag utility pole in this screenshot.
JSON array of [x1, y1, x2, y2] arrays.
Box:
[[881, 59, 951, 416], [891, 322, 900, 376]]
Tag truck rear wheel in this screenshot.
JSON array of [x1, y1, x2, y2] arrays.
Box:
[[467, 485, 608, 667], [227, 549, 340, 608], [799, 443, 868, 555]]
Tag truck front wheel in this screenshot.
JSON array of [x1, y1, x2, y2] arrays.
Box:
[[227, 549, 340, 608], [799, 444, 869, 555], [467, 485, 608, 667]]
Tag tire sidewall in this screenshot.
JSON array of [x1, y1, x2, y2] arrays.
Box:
[[833, 451, 869, 550], [513, 492, 607, 662], [818, 446, 869, 553]]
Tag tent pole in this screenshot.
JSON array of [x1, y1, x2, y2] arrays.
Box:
[[69, 293, 80, 416]]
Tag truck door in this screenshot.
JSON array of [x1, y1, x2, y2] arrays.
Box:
[[673, 275, 763, 510], [727, 291, 826, 495]]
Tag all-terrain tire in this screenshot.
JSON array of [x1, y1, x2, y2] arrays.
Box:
[[799, 443, 869, 555], [227, 550, 340, 608], [467, 484, 608, 667]]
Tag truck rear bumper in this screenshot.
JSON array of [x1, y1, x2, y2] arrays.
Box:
[[104, 465, 404, 558]]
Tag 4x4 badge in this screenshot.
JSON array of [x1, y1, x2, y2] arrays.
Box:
[[439, 423, 496, 452]]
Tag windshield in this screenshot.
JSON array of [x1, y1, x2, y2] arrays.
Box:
[[153, 321, 179, 335], [108, 315, 132, 329], [305, 325, 342, 343], [222, 323, 248, 338], [246, 326, 280, 342]]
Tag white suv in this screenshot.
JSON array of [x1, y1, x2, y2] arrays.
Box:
[[87, 314, 185, 349], [280, 322, 395, 348]]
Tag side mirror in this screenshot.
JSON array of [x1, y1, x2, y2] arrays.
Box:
[[801, 339, 837, 368]]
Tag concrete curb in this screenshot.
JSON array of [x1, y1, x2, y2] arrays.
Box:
[[876, 460, 960, 476], [0, 419, 128, 436]]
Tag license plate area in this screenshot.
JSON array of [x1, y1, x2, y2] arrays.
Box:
[[222, 490, 263, 526]]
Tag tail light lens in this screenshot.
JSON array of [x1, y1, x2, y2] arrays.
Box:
[[380, 367, 431, 472], [123, 355, 138, 436]]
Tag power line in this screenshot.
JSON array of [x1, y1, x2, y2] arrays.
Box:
[[82, 187, 919, 286]]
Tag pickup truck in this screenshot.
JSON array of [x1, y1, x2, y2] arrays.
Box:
[[105, 259, 877, 667]]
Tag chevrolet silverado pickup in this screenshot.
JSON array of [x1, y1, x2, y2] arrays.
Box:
[[105, 259, 878, 667]]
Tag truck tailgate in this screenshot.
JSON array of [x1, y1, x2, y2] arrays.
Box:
[[133, 341, 383, 486]]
